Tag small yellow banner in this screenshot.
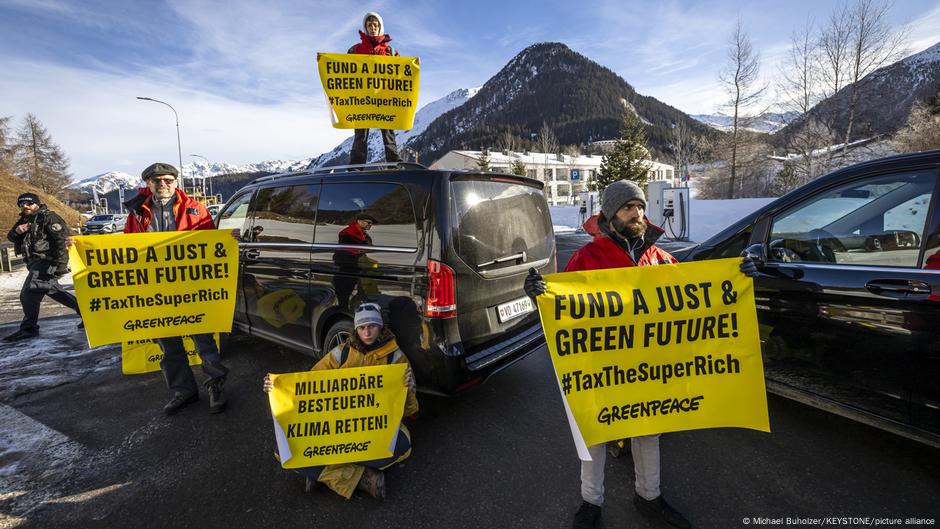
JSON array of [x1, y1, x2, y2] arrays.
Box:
[[120, 334, 220, 375], [536, 258, 769, 447], [317, 52, 420, 130], [268, 364, 408, 469], [69, 231, 239, 347]]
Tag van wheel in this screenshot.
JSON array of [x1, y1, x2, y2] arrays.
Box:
[[323, 320, 353, 356]]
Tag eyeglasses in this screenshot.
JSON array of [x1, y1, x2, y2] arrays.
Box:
[[356, 303, 381, 312], [150, 177, 177, 185]]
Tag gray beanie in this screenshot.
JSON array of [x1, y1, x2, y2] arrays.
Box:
[[354, 302, 383, 328], [601, 180, 646, 220]]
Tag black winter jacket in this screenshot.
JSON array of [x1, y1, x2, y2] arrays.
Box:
[[7, 206, 70, 267]]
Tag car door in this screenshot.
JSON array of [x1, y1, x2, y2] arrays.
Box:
[[215, 190, 253, 327], [241, 183, 319, 351], [750, 167, 940, 427]]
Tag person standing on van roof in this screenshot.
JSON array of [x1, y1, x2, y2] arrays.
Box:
[[524, 180, 759, 529], [263, 302, 418, 500], [333, 213, 378, 309], [348, 12, 403, 166], [124, 162, 230, 415], [4, 193, 82, 342]]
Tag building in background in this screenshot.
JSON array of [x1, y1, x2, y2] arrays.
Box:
[[431, 150, 677, 205]]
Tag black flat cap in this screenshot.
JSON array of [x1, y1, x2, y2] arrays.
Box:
[[141, 162, 179, 180]]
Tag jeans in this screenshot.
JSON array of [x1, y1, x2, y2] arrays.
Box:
[[581, 434, 661, 506], [157, 333, 229, 397], [350, 128, 401, 165]]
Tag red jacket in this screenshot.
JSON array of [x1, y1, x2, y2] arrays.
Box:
[[565, 214, 677, 272], [123, 187, 214, 233], [348, 31, 398, 56]]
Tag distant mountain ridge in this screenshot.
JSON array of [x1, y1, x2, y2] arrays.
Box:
[[781, 40, 940, 141], [691, 111, 799, 133], [404, 42, 714, 163]]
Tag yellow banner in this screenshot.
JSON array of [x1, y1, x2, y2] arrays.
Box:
[[69, 231, 239, 347], [317, 52, 420, 130], [268, 364, 408, 469], [120, 334, 220, 375], [536, 258, 769, 447]]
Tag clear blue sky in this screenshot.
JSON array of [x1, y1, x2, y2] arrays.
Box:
[[1, 0, 938, 180]]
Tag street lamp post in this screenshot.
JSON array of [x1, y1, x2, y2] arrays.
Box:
[[136, 96, 193, 193], [190, 154, 212, 199]]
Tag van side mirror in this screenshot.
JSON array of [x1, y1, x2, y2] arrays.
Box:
[[743, 243, 766, 268]]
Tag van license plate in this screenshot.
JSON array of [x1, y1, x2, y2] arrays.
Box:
[[496, 296, 534, 323]]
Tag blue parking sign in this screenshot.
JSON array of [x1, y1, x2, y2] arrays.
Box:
[[571, 169, 580, 181]]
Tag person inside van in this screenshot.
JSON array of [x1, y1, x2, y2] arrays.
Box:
[[263, 302, 418, 500]]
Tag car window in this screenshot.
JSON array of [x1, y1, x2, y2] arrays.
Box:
[[314, 183, 417, 249], [451, 177, 553, 273], [217, 192, 253, 235], [768, 170, 936, 267], [249, 185, 319, 244]]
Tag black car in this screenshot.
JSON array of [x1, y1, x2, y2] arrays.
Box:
[[215, 162, 556, 394], [674, 150, 940, 447]]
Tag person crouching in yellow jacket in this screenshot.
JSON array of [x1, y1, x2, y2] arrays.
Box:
[[263, 302, 418, 500]]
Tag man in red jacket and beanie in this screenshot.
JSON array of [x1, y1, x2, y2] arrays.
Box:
[[124, 162, 230, 415], [348, 11, 402, 165], [525, 179, 758, 529]]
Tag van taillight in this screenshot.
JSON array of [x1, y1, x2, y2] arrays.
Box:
[[425, 259, 456, 318]]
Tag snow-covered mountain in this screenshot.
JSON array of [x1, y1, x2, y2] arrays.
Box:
[[68, 171, 143, 194], [690, 111, 799, 133], [312, 87, 480, 167], [183, 159, 313, 179]]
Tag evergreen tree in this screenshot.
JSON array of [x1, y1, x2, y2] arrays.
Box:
[[0, 116, 13, 177], [14, 113, 71, 195], [594, 104, 651, 191], [511, 159, 526, 176], [476, 148, 491, 172]]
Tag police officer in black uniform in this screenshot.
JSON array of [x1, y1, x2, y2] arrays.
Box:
[[4, 193, 82, 342]]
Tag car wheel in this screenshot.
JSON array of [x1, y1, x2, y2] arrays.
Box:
[[323, 319, 353, 358]]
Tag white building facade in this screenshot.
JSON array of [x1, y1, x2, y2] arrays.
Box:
[[431, 150, 677, 205]]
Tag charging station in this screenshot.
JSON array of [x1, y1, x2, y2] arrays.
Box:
[[646, 181, 691, 241]]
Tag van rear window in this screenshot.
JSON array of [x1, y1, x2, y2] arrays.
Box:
[[451, 178, 553, 273]]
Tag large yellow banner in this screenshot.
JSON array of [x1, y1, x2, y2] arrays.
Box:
[[69, 231, 239, 347], [537, 258, 769, 447], [268, 364, 408, 469], [317, 52, 420, 130], [120, 334, 221, 375]]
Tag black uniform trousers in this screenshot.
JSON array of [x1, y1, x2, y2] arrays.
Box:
[[19, 260, 79, 332], [350, 128, 401, 165]]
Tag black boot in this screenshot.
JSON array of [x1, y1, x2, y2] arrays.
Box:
[[573, 501, 604, 529], [633, 493, 691, 529], [3, 329, 39, 342], [163, 393, 198, 415], [207, 380, 227, 414]]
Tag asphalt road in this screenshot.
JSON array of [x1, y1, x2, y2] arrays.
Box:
[[2, 233, 938, 529]]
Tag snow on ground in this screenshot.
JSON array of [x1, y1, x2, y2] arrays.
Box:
[[550, 197, 775, 243]]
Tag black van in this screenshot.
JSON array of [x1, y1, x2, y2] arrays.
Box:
[[216, 162, 556, 394]]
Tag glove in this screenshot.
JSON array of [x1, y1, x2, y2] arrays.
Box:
[[739, 255, 759, 278], [55, 263, 70, 278], [524, 267, 547, 299]]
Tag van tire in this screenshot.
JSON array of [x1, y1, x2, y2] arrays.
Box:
[[323, 319, 354, 357]]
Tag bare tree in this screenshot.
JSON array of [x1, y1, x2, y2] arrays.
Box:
[[893, 83, 940, 153], [498, 129, 518, 153], [840, 0, 907, 156], [536, 122, 558, 155], [719, 19, 766, 198], [14, 113, 71, 195]]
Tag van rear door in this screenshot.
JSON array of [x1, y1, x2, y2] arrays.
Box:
[[447, 173, 555, 351]]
